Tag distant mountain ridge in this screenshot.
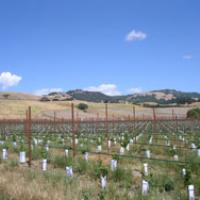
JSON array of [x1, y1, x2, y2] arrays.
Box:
[[126, 89, 200, 105], [67, 89, 111, 102], [64, 89, 200, 104], [2, 89, 199, 105]]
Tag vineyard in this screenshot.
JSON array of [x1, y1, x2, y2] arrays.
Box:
[[0, 104, 200, 200]]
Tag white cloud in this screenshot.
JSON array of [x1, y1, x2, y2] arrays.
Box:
[[85, 84, 121, 96], [183, 54, 192, 60], [126, 30, 147, 41], [0, 72, 22, 90], [33, 88, 63, 96], [128, 87, 143, 94]]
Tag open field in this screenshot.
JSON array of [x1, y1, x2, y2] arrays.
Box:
[[0, 117, 200, 199], [0, 99, 200, 199], [0, 99, 197, 120]]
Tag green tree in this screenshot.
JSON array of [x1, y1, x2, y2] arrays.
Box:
[[77, 103, 88, 112]]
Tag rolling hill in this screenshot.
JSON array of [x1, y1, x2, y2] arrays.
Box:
[[1, 89, 200, 105], [65, 89, 200, 104], [0, 92, 40, 101]]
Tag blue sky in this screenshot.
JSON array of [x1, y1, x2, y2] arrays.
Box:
[[0, 0, 199, 95]]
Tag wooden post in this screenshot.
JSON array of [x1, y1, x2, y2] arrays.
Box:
[[27, 106, 32, 167], [71, 103, 76, 157], [128, 115, 131, 132], [112, 113, 115, 133], [133, 106, 136, 130], [105, 102, 109, 150], [54, 111, 56, 132], [172, 109, 175, 120], [175, 114, 178, 133], [96, 113, 99, 134], [25, 110, 28, 138], [153, 108, 156, 133]]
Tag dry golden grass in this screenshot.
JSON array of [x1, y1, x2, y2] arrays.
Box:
[[0, 146, 189, 200], [0, 99, 195, 120], [0, 164, 98, 200], [0, 100, 70, 119], [0, 92, 39, 101], [0, 100, 142, 119]]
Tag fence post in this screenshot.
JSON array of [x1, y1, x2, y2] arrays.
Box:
[[172, 109, 175, 120], [105, 102, 109, 151], [24, 110, 28, 139], [153, 108, 157, 133], [112, 113, 115, 134], [71, 103, 76, 157], [96, 113, 99, 134], [133, 105, 136, 130], [175, 114, 178, 133], [27, 106, 32, 167], [54, 111, 56, 132]]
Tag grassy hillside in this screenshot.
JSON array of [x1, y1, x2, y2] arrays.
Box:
[[67, 90, 111, 102], [0, 100, 141, 119], [0, 100, 68, 119], [0, 99, 195, 120], [0, 92, 39, 100], [65, 89, 200, 105]]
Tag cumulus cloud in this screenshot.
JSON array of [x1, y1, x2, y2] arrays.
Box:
[[33, 88, 63, 96], [85, 84, 121, 96], [128, 87, 143, 94], [126, 30, 147, 41], [183, 54, 192, 60], [0, 72, 22, 90]]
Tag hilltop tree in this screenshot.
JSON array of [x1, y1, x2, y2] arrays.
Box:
[[3, 93, 10, 99]]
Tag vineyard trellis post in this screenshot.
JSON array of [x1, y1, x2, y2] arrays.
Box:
[[96, 113, 99, 134], [105, 102, 109, 151], [71, 103, 76, 157], [24, 110, 28, 138], [112, 113, 115, 134], [26, 106, 32, 167], [172, 109, 175, 120], [53, 111, 56, 132], [133, 105, 136, 130], [153, 107, 157, 133], [132, 106, 137, 143], [175, 114, 178, 133]]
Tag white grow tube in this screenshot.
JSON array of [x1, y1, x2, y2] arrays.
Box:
[[19, 151, 26, 163]]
